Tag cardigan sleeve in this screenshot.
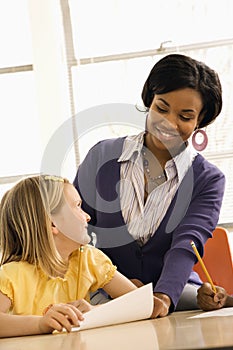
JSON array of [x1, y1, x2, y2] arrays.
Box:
[[154, 159, 225, 311]]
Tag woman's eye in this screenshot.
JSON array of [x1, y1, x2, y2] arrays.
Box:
[[156, 106, 167, 113], [180, 115, 191, 121]]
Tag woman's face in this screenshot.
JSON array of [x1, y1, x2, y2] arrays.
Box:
[[146, 88, 203, 155]]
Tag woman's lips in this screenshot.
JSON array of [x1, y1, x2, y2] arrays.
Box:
[[153, 126, 180, 141]]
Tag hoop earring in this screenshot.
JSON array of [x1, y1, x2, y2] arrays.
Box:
[[192, 129, 208, 151]]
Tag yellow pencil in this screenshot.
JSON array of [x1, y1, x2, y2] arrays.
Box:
[[190, 241, 217, 293], [77, 245, 84, 299]]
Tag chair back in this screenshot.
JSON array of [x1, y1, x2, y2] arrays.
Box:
[[193, 227, 233, 295]]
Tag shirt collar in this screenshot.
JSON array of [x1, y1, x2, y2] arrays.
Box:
[[169, 141, 197, 182], [118, 132, 197, 182], [118, 131, 145, 162]]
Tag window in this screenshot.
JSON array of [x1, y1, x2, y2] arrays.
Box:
[[1, 0, 233, 225]]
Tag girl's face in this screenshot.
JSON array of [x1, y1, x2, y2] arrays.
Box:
[[52, 183, 91, 246], [145, 88, 203, 155]]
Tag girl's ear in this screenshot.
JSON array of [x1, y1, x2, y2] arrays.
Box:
[[51, 222, 59, 235]]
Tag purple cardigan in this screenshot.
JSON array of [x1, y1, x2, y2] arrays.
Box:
[[74, 137, 225, 310]]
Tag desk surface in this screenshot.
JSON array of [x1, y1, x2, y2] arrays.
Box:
[[1, 309, 233, 350]]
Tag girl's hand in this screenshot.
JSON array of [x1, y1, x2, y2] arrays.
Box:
[[197, 282, 227, 311], [151, 293, 171, 318], [68, 299, 94, 313], [39, 303, 84, 334]]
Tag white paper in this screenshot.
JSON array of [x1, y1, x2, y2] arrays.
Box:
[[70, 283, 154, 331], [188, 307, 233, 319]]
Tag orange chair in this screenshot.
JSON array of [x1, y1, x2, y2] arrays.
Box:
[[193, 227, 233, 295]]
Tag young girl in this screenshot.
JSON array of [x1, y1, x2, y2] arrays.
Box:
[[0, 175, 160, 338]]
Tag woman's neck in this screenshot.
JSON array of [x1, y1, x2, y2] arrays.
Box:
[[143, 143, 171, 169], [144, 135, 186, 168]]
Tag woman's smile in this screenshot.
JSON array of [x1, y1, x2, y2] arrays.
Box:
[[153, 124, 180, 141]]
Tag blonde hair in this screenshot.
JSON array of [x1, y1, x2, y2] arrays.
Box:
[[0, 175, 70, 277]]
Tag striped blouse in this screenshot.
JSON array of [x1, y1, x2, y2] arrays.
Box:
[[118, 131, 197, 245]]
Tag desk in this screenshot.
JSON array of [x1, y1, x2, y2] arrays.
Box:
[[1, 310, 233, 350]]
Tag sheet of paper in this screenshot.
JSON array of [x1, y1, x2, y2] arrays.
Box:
[[71, 283, 154, 331], [188, 307, 233, 319]]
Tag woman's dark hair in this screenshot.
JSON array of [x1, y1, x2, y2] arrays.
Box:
[[141, 54, 222, 128]]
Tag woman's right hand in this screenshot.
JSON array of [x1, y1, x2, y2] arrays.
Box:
[[39, 303, 84, 334], [197, 282, 227, 311]]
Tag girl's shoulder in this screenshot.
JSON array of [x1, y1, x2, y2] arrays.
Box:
[[78, 244, 103, 257], [83, 245, 113, 264], [69, 246, 115, 273], [0, 261, 38, 278]]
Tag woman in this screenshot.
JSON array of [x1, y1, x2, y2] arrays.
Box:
[[74, 54, 225, 314]]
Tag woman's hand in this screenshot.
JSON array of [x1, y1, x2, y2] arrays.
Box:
[[130, 281, 171, 318], [151, 293, 171, 318], [39, 303, 84, 334], [68, 299, 94, 313], [197, 282, 227, 311], [130, 279, 144, 287]]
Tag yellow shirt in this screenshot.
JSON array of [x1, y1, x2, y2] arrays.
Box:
[[0, 245, 116, 315]]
